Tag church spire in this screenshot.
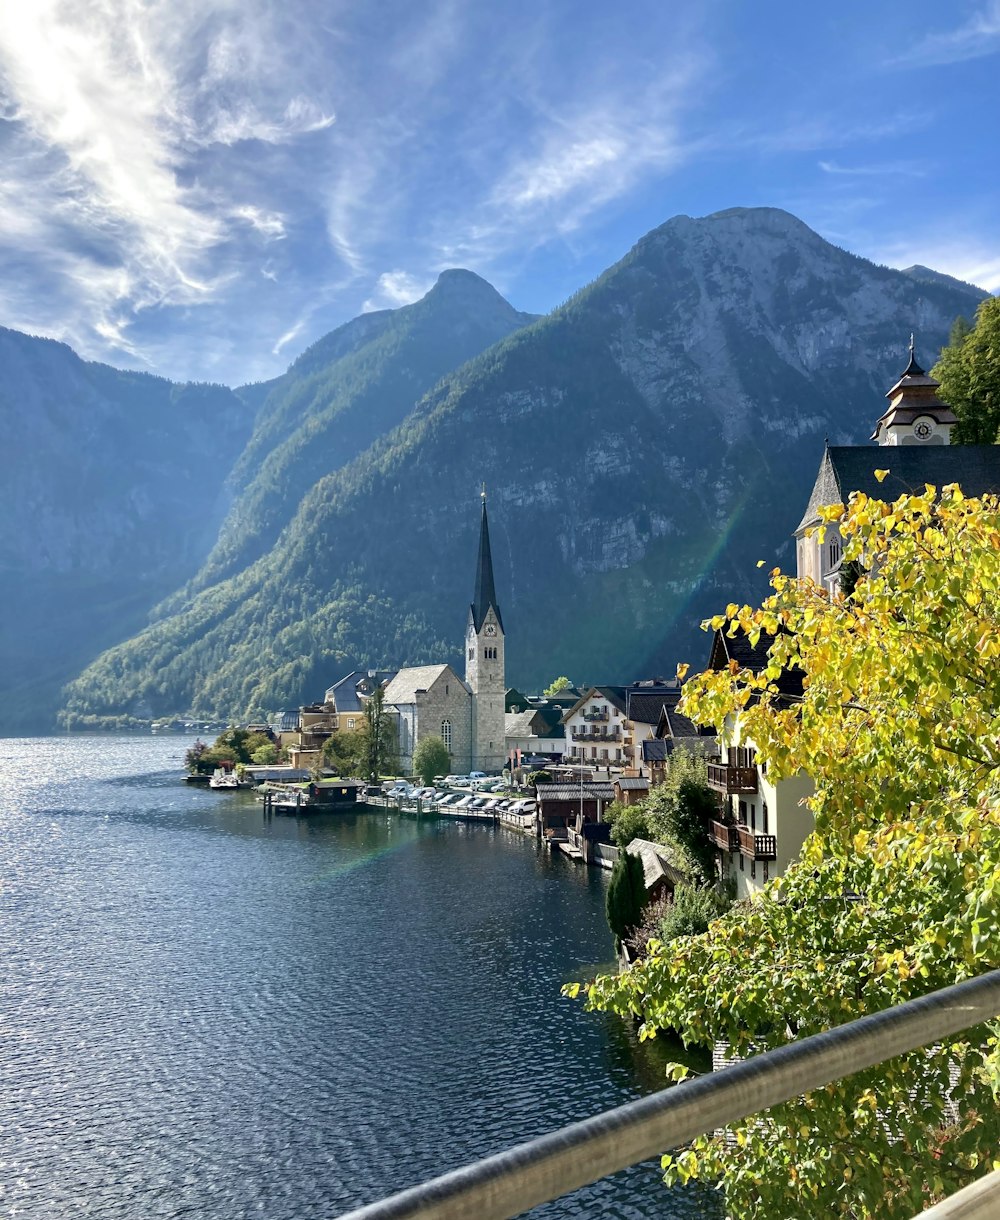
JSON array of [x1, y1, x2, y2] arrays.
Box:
[[471, 489, 503, 633]]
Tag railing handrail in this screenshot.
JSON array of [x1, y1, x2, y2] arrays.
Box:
[[336, 970, 1000, 1220]]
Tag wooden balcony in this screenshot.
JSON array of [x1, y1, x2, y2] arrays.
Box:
[[708, 819, 739, 852], [582, 710, 609, 722], [706, 762, 758, 795], [737, 826, 776, 859], [571, 728, 622, 742]]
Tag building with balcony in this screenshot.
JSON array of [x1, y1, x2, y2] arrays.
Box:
[[702, 625, 814, 902], [561, 687, 627, 767]]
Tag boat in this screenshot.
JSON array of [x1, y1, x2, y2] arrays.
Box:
[[209, 768, 240, 789]]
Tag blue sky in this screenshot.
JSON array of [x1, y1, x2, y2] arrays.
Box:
[[0, 0, 997, 386]]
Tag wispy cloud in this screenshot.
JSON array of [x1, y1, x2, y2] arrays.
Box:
[[0, 0, 335, 365], [892, 1, 1000, 67], [818, 159, 928, 178]]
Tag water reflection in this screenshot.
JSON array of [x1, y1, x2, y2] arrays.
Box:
[[0, 735, 719, 1219]]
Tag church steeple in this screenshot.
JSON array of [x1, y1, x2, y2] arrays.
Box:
[[870, 336, 958, 446], [471, 489, 503, 633]]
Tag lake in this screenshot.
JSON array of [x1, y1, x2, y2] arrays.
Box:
[[0, 735, 718, 1218]]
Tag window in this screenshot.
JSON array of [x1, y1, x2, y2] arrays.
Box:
[[750, 803, 756, 831], [751, 860, 756, 880], [762, 801, 769, 833], [763, 862, 769, 882], [441, 719, 452, 752], [468, 647, 474, 660], [738, 799, 747, 825], [445, 684, 449, 695], [739, 854, 744, 872], [828, 535, 842, 569], [347, 718, 355, 729]]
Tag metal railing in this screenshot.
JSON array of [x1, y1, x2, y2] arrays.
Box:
[[336, 970, 1000, 1220]]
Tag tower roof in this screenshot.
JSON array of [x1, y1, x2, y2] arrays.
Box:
[[871, 336, 957, 442], [471, 494, 503, 633]]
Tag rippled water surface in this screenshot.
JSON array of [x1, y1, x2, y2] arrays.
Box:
[[0, 736, 718, 1218]]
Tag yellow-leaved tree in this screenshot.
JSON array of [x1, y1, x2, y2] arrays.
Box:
[[572, 482, 1000, 1218]]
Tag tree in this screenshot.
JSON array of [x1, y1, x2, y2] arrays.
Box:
[[643, 748, 719, 885], [527, 769, 553, 788], [604, 800, 652, 848], [322, 728, 367, 777], [251, 743, 278, 765], [363, 684, 396, 782], [572, 482, 1000, 1218], [605, 849, 647, 950], [543, 676, 573, 696], [413, 735, 450, 786], [933, 299, 1000, 444]]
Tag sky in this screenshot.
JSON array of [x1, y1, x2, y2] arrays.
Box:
[[0, 0, 997, 386]]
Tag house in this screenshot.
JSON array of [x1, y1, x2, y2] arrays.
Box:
[[536, 781, 615, 841], [641, 700, 719, 785], [504, 704, 565, 762], [613, 776, 649, 806], [797, 342, 1000, 595], [562, 687, 627, 767], [702, 626, 813, 901], [623, 678, 681, 774], [707, 340, 1000, 899], [624, 838, 690, 902]]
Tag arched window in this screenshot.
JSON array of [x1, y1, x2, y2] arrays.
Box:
[[441, 719, 452, 753]]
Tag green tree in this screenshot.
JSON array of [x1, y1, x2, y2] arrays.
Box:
[[527, 769, 553, 788], [604, 800, 653, 848], [363, 684, 396, 782], [933, 298, 1000, 444], [250, 742, 278, 765], [572, 482, 1000, 1218], [322, 728, 367, 777], [543, 675, 573, 696], [605, 849, 647, 950], [643, 748, 719, 885], [413, 735, 450, 786]]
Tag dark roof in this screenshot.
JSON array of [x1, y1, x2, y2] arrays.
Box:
[[664, 705, 712, 740], [627, 689, 681, 725], [797, 445, 1000, 533], [709, 626, 805, 700], [271, 709, 301, 732], [539, 783, 616, 801], [593, 686, 628, 714], [642, 738, 669, 762], [615, 777, 650, 791], [471, 498, 503, 633]]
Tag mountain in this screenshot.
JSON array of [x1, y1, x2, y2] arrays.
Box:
[[59, 207, 988, 727], [0, 328, 252, 731], [168, 269, 537, 599]]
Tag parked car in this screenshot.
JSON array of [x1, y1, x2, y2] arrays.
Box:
[[469, 770, 487, 780], [453, 796, 475, 809], [443, 774, 467, 786]]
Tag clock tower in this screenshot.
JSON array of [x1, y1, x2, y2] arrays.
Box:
[[870, 337, 958, 447], [466, 490, 506, 772]]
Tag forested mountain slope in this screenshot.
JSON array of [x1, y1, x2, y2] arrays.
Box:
[[60, 208, 988, 725], [173, 269, 537, 597], [0, 329, 252, 730]]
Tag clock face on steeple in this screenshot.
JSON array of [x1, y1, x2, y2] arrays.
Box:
[[485, 623, 497, 637]]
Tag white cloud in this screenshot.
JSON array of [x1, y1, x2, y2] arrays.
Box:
[[232, 205, 287, 239], [362, 270, 435, 312], [818, 159, 927, 178], [892, 1, 1000, 67], [0, 0, 335, 363], [272, 318, 306, 355]]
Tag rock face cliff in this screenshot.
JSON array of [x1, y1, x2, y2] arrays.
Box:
[[0, 329, 253, 730], [48, 208, 992, 724]]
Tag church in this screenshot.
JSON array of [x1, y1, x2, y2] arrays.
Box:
[[795, 339, 1000, 596], [323, 493, 506, 776]]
